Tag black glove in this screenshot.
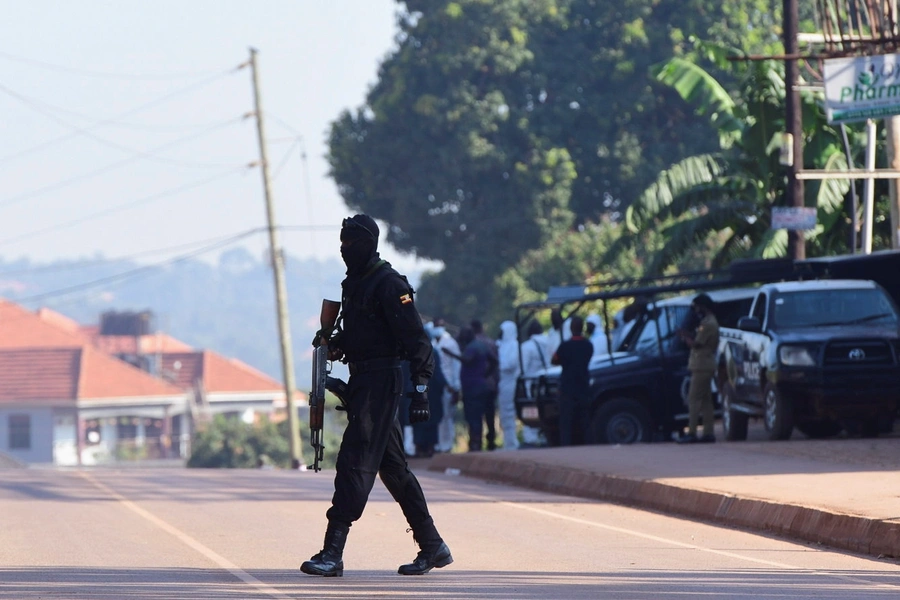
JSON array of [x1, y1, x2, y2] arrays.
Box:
[[407, 391, 430, 424]]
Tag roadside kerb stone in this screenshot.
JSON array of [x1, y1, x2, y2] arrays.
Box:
[[429, 452, 900, 559]]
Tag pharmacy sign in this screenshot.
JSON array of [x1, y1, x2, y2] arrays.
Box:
[[823, 54, 900, 124]]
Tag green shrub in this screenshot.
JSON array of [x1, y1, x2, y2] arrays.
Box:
[[188, 414, 291, 468]]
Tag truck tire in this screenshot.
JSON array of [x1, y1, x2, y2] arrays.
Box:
[[591, 398, 652, 445], [796, 420, 842, 439], [763, 384, 794, 440], [720, 382, 749, 441]]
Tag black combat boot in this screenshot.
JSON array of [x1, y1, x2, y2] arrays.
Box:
[[398, 518, 453, 575], [300, 522, 349, 577]]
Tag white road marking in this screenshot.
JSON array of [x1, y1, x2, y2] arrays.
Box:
[[445, 485, 899, 590], [80, 472, 295, 600]]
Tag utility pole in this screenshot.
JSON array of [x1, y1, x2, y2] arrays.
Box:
[[784, 0, 805, 260], [249, 47, 304, 469]]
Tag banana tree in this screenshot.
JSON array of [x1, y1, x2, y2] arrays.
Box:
[[613, 45, 853, 274]]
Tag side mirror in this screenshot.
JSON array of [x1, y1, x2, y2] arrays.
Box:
[[737, 316, 762, 333]]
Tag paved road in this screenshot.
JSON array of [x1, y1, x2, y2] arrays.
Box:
[[1, 466, 900, 599]]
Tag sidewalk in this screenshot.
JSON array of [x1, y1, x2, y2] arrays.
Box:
[[428, 436, 900, 559]]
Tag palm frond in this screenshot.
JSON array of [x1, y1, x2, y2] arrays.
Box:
[[626, 154, 726, 232], [651, 58, 744, 147], [647, 207, 741, 274]]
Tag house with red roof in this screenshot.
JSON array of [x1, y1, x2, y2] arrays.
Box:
[[1, 301, 290, 465]]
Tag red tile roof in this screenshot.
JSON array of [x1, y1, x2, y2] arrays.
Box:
[[86, 331, 194, 355], [160, 351, 284, 393], [0, 300, 85, 348], [2, 298, 287, 400], [35, 308, 86, 337], [0, 346, 183, 403]]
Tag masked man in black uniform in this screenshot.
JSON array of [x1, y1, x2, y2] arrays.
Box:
[[301, 214, 453, 577]]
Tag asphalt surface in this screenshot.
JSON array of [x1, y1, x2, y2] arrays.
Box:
[[428, 430, 900, 560], [3, 424, 898, 563]]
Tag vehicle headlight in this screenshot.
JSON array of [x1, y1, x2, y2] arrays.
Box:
[[779, 345, 817, 366]]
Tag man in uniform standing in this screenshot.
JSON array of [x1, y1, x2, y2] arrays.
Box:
[[676, 293, 720, 444], [301, 214, 452, 577]]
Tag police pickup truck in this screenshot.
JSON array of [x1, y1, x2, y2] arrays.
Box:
[[717, 279, 900, 440]]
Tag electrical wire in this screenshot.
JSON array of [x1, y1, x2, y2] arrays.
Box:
[[0, 66, 240, 166], [14, 229, 264, 304], [265, 112, 303, 138], [0, 49, 224, 80], [0, 228, 270, 276], [0, 166, 249, 249], [0, 82, 239, 169], [0, 116, 248, 210], [271, 137, 303, 181]]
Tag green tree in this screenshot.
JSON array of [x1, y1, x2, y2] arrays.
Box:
[[188, 414, 291, 468], [329, 0, 576, 323], [489, 218, 672, 326], [328, 1, 788, 323], [524, 0, 781, 222], [615, 45, 855, 273]]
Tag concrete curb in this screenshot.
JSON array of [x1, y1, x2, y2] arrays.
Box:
[[428, 452, 900, 559]]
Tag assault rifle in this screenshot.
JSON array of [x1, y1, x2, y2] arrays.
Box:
[[310, 299, 342, 472]]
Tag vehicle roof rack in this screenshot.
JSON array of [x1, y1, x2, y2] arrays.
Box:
[[518, 258, 811, 312]]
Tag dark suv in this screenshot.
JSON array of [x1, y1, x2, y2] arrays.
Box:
[[515, 287, 756, 445]]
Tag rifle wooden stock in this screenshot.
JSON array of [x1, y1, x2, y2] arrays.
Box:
[[316, 299, 341, 346]]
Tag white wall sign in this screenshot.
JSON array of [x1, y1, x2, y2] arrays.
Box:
[[771, 207, 817, 231], [823, 54, 900, 124]]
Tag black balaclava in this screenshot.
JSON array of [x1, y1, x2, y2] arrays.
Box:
[[340, 214, 379, 274]]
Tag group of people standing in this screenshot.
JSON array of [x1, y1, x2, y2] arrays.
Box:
[[403, 317, 523, 454]]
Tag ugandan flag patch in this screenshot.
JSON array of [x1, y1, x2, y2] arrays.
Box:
[[399, 293, 413, 305]]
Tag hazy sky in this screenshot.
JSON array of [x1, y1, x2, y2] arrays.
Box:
[[0, 0, 440, 287]]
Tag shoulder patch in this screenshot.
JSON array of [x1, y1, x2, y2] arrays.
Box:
[[400, 293, 413, 305]]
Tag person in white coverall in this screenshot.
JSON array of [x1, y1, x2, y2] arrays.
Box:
[[585, 313, 609, 358], [496, 320, 521, 450], [432, 319, 461, 453], [519, 319, 550, 445]]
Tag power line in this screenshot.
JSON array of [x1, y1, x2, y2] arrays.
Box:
[[0, 82, 239, 169], [0, 67, 240, 166], [0, 228, 270, 276], [0, 49, 224, 80], [14, 229, 263, 304], [271, 137, 303, 180], [0, 116, 248, 210], [264, 112, 303, 138], [0, 166, 249, 249]]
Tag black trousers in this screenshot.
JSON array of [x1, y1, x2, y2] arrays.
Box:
[[558, 393, 591, 446], [326, 366, 432, 531]]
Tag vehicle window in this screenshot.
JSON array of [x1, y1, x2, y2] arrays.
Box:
[[632, 305, 690, 356], [752, 293, 767, 323], [717, 297, 755, 328], [664, 306, 692, 354], [633, 315, 661, 356], [772, 288, 900, 328]]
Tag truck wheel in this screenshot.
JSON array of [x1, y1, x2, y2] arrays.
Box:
[[592, 398, 652, 445], [720, 382, 748, 441], [796, 420, 842, 439], [763, 384, 794, 440]]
